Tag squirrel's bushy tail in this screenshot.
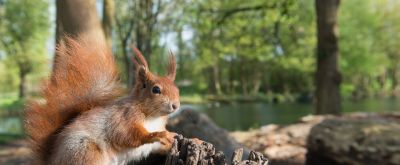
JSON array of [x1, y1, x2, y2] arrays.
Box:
[[24, 37, 122, 163]]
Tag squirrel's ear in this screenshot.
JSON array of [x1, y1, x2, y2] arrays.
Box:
[[131, 46, 151, 83], [166, 49, 177, 81], [137, 65, 151, 83], [131, 46, 149, 69]]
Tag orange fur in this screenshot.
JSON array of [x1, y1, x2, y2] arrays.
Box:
[[25, 37, 122, 163], [24, 37, 180, 165]]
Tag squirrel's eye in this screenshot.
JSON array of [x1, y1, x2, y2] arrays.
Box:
[[152, 86, 161, 94]]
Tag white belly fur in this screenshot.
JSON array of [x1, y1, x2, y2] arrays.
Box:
[[119, 117, 166, 164]]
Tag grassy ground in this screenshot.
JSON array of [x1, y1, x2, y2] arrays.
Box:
[[0, 93, 24, 115], [0, 134, 24, 144]]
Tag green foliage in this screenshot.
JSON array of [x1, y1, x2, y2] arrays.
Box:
[[339, 0, 400, 98], [165, 0, 316, 97], [163, 0, 400, 100], [0, 0, 399, 101], [0, 0, 50, 94]]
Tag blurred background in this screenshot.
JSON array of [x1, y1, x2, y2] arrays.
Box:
[[0, 0, 399, 165]]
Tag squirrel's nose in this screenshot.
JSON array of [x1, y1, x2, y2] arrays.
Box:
[[172, 104, 177, 110], [171, 102, 180, 111]]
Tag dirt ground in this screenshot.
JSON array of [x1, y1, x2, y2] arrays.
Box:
[[230, 115, 327, 165], [0, 115, 336, 165], [0, 139, 31, 165]]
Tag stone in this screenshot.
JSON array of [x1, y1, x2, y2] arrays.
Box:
[[306, 114, 400, 165]]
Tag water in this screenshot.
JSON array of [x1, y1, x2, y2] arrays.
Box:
[[0, 116, 23, 135], [185, 99, 400, 131], [1, 99, 400, 134]]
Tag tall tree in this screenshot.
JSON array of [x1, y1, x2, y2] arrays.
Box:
[[114, 0, 163, 87], [115, 0, 136, 87], [102, 0, 114, 48], [55, 0, 104, 45], [315, 0, 341, 114], [134, 0, 162, 65], [0, 0, 49, 98]]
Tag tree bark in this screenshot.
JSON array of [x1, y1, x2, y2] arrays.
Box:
[[114, 0, 135, 87], [213, 64, 222, 95], [167, 110, 249, 158], [102, 0, 115, 49], [122, 39, 135, 87], [133, 109, 269, 165], [55, 0, 105, 70], [390, 67, 399, 97], [18, 69, 27, 99], [314, 0, 341, 115], [134, 135, 268, 165], [55, 0, 104, 44], [165, 136, 268, 165], [134, 0, 160, 65], [251, 71, 262, 95]]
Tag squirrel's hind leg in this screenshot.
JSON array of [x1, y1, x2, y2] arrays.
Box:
[[50, 136, 108, 165]]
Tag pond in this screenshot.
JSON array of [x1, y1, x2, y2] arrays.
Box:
[[0, 116, 23, 135], [183, 98, 400, 131], [1, 99, 400, 135]]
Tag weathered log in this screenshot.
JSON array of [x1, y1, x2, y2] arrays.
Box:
[[167, 109, 251, 158], [134, 109, 268, 165], [135, 135, 268, 165], [167, 135, 268, 165]]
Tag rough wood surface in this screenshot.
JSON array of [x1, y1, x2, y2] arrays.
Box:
[[134, 109, 268, 165], [167, 109, 251, 158], [135, 134, 268, 165], [165, 135, 268, 165]]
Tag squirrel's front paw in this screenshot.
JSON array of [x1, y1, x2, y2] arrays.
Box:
[[149, 131, 176, 154], [147, 131, 174, 143]]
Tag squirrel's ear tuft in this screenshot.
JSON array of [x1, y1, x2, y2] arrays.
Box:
[[166, 50, 177, 81], [131, 46, 148, 69], [131, 46, 151, 83], [137, 65, 150, 83]]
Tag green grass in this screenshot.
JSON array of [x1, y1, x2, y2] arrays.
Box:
[[0, 93, 25, 115], [0, 134, 24, 144], [0, 93, 18, 105]]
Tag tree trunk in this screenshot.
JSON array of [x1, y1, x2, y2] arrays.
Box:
[[55, 0, 105, 70], [132, 110, 269, 165], [241, 76, 249, 96], [251, 71, 262, 95], [55, 0, 104, 44], [114, 0, 136, 87], [135, 28, 152, 63], [377, 72, 387, 97], [390, 67, 399, 97], [135, 0, 158, 65], [18, 70, 27, 99], [212, 64, 222, 95], [122, 39, 135, 88], [134, 136, 268, 165], [166, 109, 250, 158], [315, 0, 341, 115], [102, 0, 115, 49]]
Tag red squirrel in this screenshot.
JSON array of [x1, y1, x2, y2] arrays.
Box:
[[24, 37, 180, 165]]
